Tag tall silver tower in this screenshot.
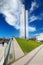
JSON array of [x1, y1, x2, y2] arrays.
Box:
[[20, 0, 28, 39]]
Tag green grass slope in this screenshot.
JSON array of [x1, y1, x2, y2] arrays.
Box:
[[16, 38, 42, 53]]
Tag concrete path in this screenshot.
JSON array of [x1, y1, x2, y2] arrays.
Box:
[[11, 44, 43, 65], [12, 38, 24, 60], [0, 56, 4, 65], [28, 44, 43, 65], [0, 44, 7, 65], [0, 45, 5, 61], [0, 38, 24, 65]]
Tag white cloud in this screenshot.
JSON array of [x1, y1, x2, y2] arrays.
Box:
[[0, 0, 22, 29], [0, 0, 38, 38], [29, 1, 38, 13], [29, 1, 39, 23], [38, 13, 43, 19], [29, 26, 36, 32], [29, 14, 43, 23], [34, 33, 43, 39], [34, 33, 40, 36], [29, 1, 43, 23], [29, 15, 38, 22]]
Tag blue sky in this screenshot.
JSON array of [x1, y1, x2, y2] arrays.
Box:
[[0, 0, 43, 38], [0, 14, 20, 38]]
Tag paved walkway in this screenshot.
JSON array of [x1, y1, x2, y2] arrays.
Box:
[[13, 38, 24, 60], [28, 44, 43, 65], [0, 38, 24, 65], [0, 38, 43, 65], [0, 44, 7, 65], [0, 45, 5, 61], [11, 44, 43, 65]]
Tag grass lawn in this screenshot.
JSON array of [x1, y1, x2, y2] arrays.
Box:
[[16, 38, 43, 54]]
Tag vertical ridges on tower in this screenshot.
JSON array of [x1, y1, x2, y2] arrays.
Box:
[[26, 10, 28, 39], [20, 3, 28, 39]]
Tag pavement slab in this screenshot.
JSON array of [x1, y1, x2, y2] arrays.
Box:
[[13, 38, 24, 60], [28, 44, 43, 65], [0, 46, 5, 61], [11, 44, 43, 65], [0, 44, 7, 65]]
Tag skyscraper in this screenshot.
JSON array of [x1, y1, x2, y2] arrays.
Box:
[[20, 1, 28, 39], [20, 4, 25, 38], [26, 10, 28, 39]]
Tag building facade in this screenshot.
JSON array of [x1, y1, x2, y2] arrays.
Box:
[[20, 4, 28, 39], [36, 33, 43, 42]]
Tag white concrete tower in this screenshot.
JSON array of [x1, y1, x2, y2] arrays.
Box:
[[20, 4, 25, 38], [26, 10, 28, 39], [20, 3, 29, 39]]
